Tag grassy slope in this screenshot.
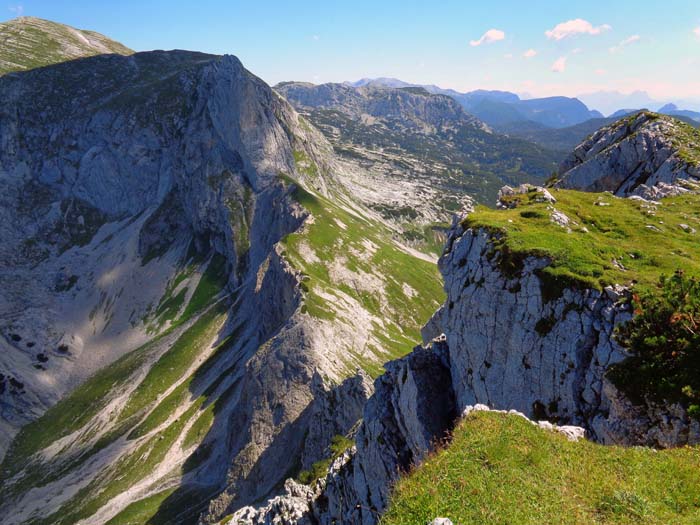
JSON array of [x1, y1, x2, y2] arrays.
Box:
[[382, 412, 700, 525], [0, 17, 133, 75], [280, 175, 444, 377], [463, 189, 700, 293]]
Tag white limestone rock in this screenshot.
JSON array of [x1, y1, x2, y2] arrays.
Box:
[[555, 112, 700, 198]]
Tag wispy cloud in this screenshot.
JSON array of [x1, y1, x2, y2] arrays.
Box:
[[503, 53, 513, 59], [545, 19, 611, 40], [523, 49, 537, 59], [610, 34, 640, 53], [312, 35, 320, 41], [551, 56, 567, 73], [595, 68, 607, 75], [470, 29, 505, 47], [8, 4, 24, 16], [694, 27, 700, 38]]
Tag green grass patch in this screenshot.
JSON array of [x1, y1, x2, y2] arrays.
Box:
[[298, 434, 354, 485], [463, 189, 700, 293], [33, 404, 199, 525], [117, 301, 228, 428], [104, 487, 177, 525], [0, 336, 158, 482], [381, 411, 700, 525], [180, 254, 229, 321], [183, 402, 216, 449]]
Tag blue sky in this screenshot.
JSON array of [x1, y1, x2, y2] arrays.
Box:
[[3, 1, 700, 106]]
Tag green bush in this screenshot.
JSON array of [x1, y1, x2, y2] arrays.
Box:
[[609, 270, 700, 416]]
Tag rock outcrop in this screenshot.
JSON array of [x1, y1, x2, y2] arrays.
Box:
[[222, 340, 456, 525], [555, 111, 700, 198], [0, 48, 317, 459]]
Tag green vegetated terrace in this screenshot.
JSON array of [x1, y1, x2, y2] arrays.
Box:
[[463, 189, 700, 294], [381, 411, 700, 525], [279, 174, 444, 377]]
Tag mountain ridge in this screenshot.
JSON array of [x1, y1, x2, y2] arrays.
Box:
[[343, 77, 602, 129], [0, 23, 446, 524]]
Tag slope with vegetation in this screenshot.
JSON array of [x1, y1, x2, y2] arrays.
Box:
[[0, 16, 132, 75], [381, 411, 700, 525], [229, 111, 700, 525], [463, 189, 700, 292]]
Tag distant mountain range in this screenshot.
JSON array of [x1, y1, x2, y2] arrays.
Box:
[[347, 77, 603, 129], [348, 78, 700, 128], [578, 90, 700, 116], [275, 80, 561, 208]]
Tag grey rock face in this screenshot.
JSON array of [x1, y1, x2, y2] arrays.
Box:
[[227, 479, 316, 525], [435, 223, 699, 446], [0, 49, 313, 459], [0, 46, 373, 525], [302, 371, 374, 470], [555, 112, 700, 197], [307, 341, 456, 525], [276, 81, 484, 133], [201, 343, 456, 525]]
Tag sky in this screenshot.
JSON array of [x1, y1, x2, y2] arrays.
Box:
[[3, 0, 700, 110]]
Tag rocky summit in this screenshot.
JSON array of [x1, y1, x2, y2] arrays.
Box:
[[555, 111, 700, 198], [2, 12, 700, 525]]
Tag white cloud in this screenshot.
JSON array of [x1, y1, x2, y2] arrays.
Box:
[[312, 35, 320, 41], [470, 29, 505, 47], [595, 68, 607, 75], [523, 49, 537, 58], [610, 34, 640, 53], [8, 5, 24, 16], [545, 19, 611, 40], [551, 56, 567, 73], [694, 27, 700, 38], [504, 53, 513, 59], [572, 47, 583, 54]]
